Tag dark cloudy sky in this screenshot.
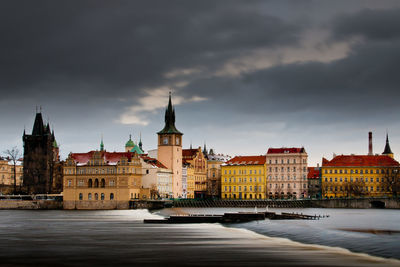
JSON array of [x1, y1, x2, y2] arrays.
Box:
[[1, 0, 400, 165]]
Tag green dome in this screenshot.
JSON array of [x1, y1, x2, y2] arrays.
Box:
[[125, 134, 135, 147]]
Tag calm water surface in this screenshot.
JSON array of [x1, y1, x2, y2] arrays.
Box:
[[0, 208, 399, 266], [160, 208, 400, 260]]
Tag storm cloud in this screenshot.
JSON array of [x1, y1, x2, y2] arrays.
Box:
[[1, 1, 400, 165]]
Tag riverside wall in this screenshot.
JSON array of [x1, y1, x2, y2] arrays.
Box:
[[0, 200, 63, 210]]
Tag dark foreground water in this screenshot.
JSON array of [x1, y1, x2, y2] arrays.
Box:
[[160, 208, 400, 260], [0, 209, 399, 266]]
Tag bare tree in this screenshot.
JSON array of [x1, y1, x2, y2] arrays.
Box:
[[382, 167, 400, 197], [4, 147, 21, 194]]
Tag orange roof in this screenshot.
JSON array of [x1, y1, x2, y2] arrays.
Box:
[[140, 155, 168, 169], [322, 155, 400, 167], [225, 155, 266, 165], [267, 147, 305, 154], [70, 151, 135, 165], [182, 148, 201, 164], [307, 167, 320, 179]]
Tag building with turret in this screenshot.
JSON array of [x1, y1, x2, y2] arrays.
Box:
[[22, 112, 59, 194], [125, 134, 144, 154], [157, 93, 183, 198], [321, 133, 399, 198]]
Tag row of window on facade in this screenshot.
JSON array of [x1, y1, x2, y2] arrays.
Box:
[[268, 159, 307, 164], [269, 166, 307, 172], [67, 178, 116, 187], [66, 167, 140, 175], [224, 177, 263, 183], [223, 185, 264, 192], [325, 186, 389, 192], [324, 168, 392, 174], [224, 169, 262, 175], [268, 183, 307, 189], [268, 175, 307, 181], [79, 192, 114, 200], [324, 177, 387, 183]]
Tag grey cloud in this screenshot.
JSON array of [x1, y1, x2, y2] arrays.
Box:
[[331, 8, 400, 41]]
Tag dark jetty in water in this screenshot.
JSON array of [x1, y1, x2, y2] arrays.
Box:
[[144, 211, 325, 224]]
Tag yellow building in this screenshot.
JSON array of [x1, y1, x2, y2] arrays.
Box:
[[183, 147, 207, 199], [63, 150, 148, 209], [0, 157, 23, 193], [221, 156, 266, 200], [321, 155, 399, 198]]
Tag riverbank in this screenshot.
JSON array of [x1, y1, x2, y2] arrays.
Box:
[[0, 210, 399, 266]]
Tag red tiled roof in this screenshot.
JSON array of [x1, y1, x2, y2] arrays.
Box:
[[225, 155, 266, 165], [70, 151, 135, 165], [182, 148, 201, 164], [322, 155, 400, 167], [307, 167, 320, 179], [140, 155, 168, 169], [267, 147, 305, 154]]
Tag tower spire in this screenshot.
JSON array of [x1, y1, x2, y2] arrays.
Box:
[[382, 132, 393, 157], [139, 132, 143, 150], [100, 134, 104, 151], [157, 91, 183, 135]]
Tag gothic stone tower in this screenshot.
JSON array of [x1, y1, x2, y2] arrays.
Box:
[[23, 112, 55, 194], [157, 93, 183, 198]]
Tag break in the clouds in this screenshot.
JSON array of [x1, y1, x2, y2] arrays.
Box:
[[1, 1, 400, 165]]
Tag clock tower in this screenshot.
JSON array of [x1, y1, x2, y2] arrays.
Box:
[[157, 92, 183, 198]]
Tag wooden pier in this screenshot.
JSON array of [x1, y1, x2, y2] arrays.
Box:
[[144, 211, 325, 224]]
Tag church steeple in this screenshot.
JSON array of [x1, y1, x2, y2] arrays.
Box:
[[157, 92, 183, 135], [382, 133, 393, 158], [100, 135, 104, 151], [138, 132, 143, 151]]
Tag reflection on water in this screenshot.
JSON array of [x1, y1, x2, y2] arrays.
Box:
[[0, 209, 398, 266], [161, 208, 400, 260]]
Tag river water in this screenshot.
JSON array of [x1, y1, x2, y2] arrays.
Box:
[[0, 208, 399, 266], [160, 207, 400, 260]]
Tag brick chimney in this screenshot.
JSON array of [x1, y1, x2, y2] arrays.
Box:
[[368, 132, 373, 155]]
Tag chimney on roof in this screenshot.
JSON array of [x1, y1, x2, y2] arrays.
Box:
[[368, 132, 373, 155]]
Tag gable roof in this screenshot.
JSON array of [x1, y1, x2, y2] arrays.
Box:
[[70, 151, 136, 166], [322, 155, 400, 167], [267, 147, 306, 154], [140, 155, 168, 169], [307, 167, 320, 179], [225, 155, 266, 166]]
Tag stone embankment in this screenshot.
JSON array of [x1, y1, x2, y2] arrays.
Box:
[[173, 198, 400, 209], [0, 200, 63, 210]]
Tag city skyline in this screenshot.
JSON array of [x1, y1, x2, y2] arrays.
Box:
[[2, 1, 400, 165]]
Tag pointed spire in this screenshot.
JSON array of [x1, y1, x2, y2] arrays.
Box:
[[32, 112, 45, 135], [157, 91, 183, 135], [139, 132, 143, 150], [383, 132, 393, 155], [190, 140, 192, 149], [100, 134, 104, 151]]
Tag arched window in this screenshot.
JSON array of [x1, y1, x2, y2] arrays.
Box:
[[110, 193, 114, 200], [101, 193, 105, 200], [94, 179, 99, 188], [88, 193, 92, 200], [88, 179, 93, 188], [79, 193, 83, 200], [101, 179, 105, 188], [95, 193, 98, 200]]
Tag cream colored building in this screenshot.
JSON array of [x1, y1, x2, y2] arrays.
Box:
[[63, 150, 148, 209], [141, 155, 173, 199], [266, 148, 308, 199], [183, 147, 207, 199], [0, 157, 23, 193], [206, 150, 230, 198]]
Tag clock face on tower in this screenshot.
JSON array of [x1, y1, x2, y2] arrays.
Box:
[[163, 137, 169, 145], [175, 137, 180, 145]]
